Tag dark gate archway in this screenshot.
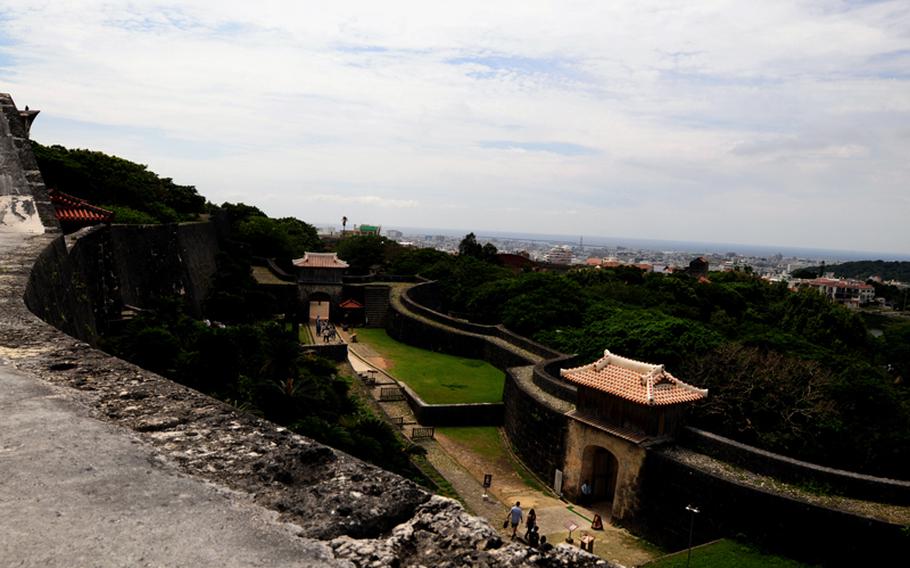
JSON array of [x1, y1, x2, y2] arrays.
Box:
[[581, 445, 619, 504]]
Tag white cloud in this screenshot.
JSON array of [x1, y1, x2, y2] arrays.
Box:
[[302, 194, 418, 208], [1, 1, 908, 254]]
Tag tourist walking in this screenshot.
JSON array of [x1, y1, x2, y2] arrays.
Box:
[[508, 501, 523, 539], [524, 508, 537, 541]]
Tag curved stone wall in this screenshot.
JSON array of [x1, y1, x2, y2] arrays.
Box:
[[502, 367, 571, 488], [681, 427, 910, 505], [635, 449, 906, 566]]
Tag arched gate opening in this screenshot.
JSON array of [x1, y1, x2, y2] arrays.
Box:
[[581, 445, 619, 506]]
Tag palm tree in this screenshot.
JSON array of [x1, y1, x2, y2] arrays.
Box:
[[342, 216, 348, 234]]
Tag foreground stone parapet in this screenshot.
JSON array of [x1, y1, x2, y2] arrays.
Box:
[[331, 496, 612, 567]]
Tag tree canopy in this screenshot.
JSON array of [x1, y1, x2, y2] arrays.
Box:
[[391, 247, 910, 477], [32, 141, 205, 223]]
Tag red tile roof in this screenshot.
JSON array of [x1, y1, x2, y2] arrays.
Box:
[[806, 278, 873, 290], [338, 298, 364, 309], [292, 252, 349, 269], [561, 349, 707, 406], [48, 189, 114, 224]]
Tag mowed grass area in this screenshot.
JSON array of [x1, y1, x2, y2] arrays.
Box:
[[355, 329, 504, 404], [643, 539, 815, 568], [284, 322, 313, 344], [438, 426, 545, 493]]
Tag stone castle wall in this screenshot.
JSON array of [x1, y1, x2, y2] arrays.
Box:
[[680, 427, 910, 505], [502, 367, 569, 491], [634, 449, 906, 566], [24, 222, 219, 343]]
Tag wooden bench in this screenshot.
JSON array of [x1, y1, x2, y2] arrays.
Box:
[[379, 386, 406, 402], [391, 416, 405, 429], [411, 427, 435, 441]]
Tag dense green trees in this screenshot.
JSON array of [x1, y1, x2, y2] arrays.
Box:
[[32, 141, 205, 222], [101, 298, 420, 477], [458, 232, 498, 262], [797, 260, 910, 282], [218, 202, 321, 263], [394, 244, 910, 477], [335, 235, 402, 275]]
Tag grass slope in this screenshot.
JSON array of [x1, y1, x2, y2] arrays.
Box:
[[355, 328, 504, 404], [644, 539, 814, 568]]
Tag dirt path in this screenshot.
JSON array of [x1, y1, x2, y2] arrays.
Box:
[[437, 430, 660, 567]]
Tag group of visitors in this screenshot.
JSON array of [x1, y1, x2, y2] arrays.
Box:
[[315, 316, 337, 343], [505, 502, 552, 552]]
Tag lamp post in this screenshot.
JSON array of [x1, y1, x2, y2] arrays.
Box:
[[685, 505, 700, 568]]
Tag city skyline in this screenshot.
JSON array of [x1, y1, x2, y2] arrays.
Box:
[[2, 1, 908, 254]]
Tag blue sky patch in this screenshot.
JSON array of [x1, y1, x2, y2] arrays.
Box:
[[335, 44, 389, 54], [447, 54, 584, 83], [480, 140, 598, 156]]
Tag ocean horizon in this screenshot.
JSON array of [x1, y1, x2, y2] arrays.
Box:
[[319, 223, 909, 263]]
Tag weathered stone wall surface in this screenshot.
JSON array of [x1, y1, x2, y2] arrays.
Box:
[[634, 449, 906, 566], [24, 228, 117, 342], [0, 93, 56, 233], [108, 222, 218, 316], [503, 367, 571, 492], [24, 222, 219, 343]]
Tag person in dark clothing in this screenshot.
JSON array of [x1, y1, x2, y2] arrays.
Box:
[[524, 508, 537, 540]]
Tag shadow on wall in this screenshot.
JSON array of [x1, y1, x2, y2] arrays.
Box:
[[25, 223, 219, 343]]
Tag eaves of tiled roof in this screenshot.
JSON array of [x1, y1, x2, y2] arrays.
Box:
[[561, 349, 707, 406]]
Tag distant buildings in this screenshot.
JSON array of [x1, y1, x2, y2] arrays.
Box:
[[544, 246, 574, 265], [352, 224, 381, 236], [790, 277, 875, 307]]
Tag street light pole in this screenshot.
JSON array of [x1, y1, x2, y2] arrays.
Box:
[[685, 505, 700, 568]]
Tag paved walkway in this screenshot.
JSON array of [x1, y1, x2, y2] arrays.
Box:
[[0, 358, 341, 568]]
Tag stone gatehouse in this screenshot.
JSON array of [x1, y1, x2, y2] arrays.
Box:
[[559, 350, 707, 521]]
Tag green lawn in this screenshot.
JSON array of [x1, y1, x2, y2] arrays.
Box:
[[354, 329, 504, 404], [284, 322, 313, 344], [438, 426, 546, 493], [643, 539, 814, 568]]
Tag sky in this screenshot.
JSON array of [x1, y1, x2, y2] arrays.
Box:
[[1, 1, 909, 255]]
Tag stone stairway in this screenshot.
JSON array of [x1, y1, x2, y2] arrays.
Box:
[[364, 285, 390, 327]]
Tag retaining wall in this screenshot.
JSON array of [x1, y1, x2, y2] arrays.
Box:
[[403, 382, 504, 427], [301, 342, 349, 362], [502, 367, 569, 490], [399, 282, 564, 361]]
